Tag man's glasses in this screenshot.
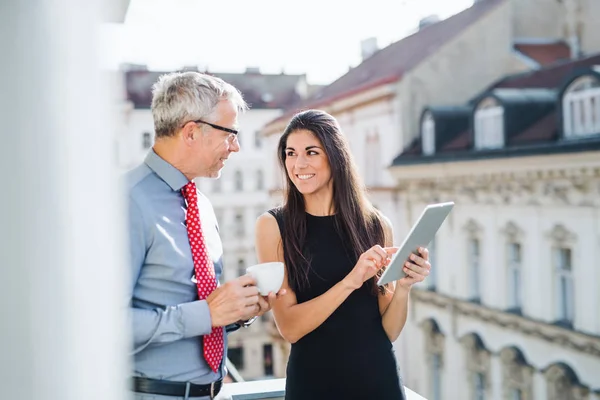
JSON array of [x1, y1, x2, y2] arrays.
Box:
[[193, 119, 238, 135]]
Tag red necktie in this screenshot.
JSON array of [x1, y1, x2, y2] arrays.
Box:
[[182, 181, 224, 373]]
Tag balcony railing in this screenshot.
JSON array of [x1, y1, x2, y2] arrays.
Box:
[[216, 378, 427, 400], [221, 336, 427, 399]]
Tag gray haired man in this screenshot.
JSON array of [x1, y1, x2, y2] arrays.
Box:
[[125, 72, 282, 399]]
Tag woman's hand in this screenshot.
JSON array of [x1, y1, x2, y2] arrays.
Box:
[[343, 245, 398, 290], [397, 247, 431, 290]]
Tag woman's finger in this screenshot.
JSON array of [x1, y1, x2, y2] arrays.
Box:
[[409, 253, 431, 270]]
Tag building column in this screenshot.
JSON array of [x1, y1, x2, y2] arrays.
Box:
[[0, 1, 129, 399]]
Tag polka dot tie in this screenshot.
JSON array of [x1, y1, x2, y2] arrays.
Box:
[[182, 181, 224, 373]]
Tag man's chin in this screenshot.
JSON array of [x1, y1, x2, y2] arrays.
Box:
[[208, 169, 222, 179]]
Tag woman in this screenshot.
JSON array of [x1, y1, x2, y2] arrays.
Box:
[[255, 110, 431, 399]]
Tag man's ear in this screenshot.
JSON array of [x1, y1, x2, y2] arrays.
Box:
[[180, 121, 197, 144]]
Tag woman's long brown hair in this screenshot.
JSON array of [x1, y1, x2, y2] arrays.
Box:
[[277, 109, 389, 296]]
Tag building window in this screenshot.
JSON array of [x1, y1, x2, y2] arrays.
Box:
[[263, 344, 274, 376], [469, 238, 480, 301], [432, 353, 442, 400], [554, 247, 574, 326], [365, 131, 380, 187], [422, 319, 444, 400], [425, 236, 437, 290], [501, 222, 525, 313], [563, 75, 600, 138], [544, 363, 589, 400], [546, 224, 576, 327], [464, 220, 483, 302], [234, 170, 243, 191], [228, 346, 244, 370], [461, 333, 490, 400], [142, 132, 152, 149], [500, 347, 534, 400], [214, 208, 224, 229], [474, 98, 504, 150], [212, 178, 222, 193], [234, 211, 244, 237], [254, 131, 262, 148], [256, 170, 264, 191], [237, 258, 245, 277], [422, 112, 436, 155], [474, 372, 485, 400], [507, 242, 522, 312]]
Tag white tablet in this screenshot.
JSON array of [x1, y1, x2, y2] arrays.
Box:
[[377, 202, 455, 286]]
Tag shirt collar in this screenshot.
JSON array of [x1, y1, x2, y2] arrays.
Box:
[[144, 149, 190, 192]]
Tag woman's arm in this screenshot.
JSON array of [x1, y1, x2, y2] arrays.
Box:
[[378, 215, 430, 342], [255, 213, 356, 343]]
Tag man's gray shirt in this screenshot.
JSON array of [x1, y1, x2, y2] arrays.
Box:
[[126, 150, 230, 384]]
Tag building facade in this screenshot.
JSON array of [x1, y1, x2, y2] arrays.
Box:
[[390, 55, 600, 400]]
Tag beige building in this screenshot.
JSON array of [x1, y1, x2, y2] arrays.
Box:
[[391, 55, 600, 400], [258, 0, 600, 396]]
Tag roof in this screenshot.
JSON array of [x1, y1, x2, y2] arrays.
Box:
[[392, 54, 600, 166], [125, 69, 307, 110], [489, 53, 600, 90], [425, 106, 472, 152], [514, 41, 571, 66], [264, 0, 507, 126]]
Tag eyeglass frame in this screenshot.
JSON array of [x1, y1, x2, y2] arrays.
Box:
[[191, 119, 238, 135]]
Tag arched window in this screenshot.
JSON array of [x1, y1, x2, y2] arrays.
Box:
[[562, 75, 600, 138], [544, 363, 589, 400], [422, 319, 445, 400], [474, 97, 504, 149], [422, 112, 436, 155], [460, 333, 491, 400], [499, 347, 534, 399]]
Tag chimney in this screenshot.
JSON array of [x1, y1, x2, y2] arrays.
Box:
[[563, 0, 582, 59], [181, 65, 199, 72], [119, 63, 148, 71], [418, 15, 440, 30], [245, 66, 261, 74], [360, 37, 379, 61]]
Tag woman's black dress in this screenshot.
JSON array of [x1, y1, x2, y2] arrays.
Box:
[[268, 208, 407, 400]]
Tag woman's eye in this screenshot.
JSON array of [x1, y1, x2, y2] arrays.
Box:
[[286, 151, 295, 157]]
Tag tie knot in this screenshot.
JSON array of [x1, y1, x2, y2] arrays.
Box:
[[182, 181, 197, 201]]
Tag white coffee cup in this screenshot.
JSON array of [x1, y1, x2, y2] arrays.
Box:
[[246, 262, 284, 296]]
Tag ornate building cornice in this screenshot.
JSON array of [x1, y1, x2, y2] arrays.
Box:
[[397, 166, 600, 207], [412, 289, 600, 357]]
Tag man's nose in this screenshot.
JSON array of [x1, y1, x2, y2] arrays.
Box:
[[230, 136, 240, 152]]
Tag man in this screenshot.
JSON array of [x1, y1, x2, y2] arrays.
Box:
[[126, 71, 278, 399]]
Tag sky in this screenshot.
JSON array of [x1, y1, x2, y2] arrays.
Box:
[[100, 0, 475, 85]]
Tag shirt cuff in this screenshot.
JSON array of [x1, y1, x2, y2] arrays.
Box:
[[179, 300, 213, 338]]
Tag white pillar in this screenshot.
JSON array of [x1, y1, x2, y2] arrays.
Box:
[[0, 1, 129, 400]]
